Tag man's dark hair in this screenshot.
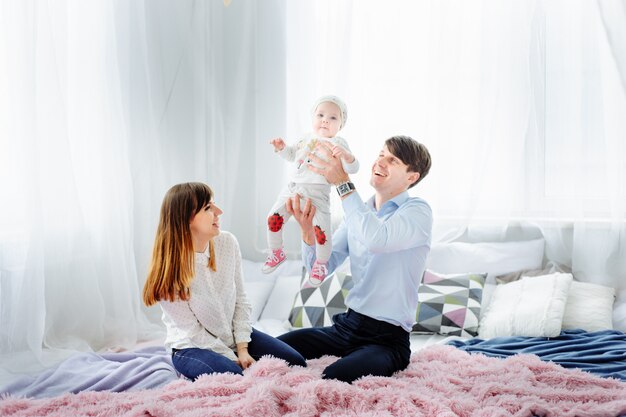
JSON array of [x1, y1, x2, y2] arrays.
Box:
[[385, 135, 431, 189]]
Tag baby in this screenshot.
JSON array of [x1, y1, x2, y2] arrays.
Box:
[[262, 95, 359, 287]]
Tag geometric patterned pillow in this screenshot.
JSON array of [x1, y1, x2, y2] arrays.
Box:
[[288, 269, 353, 328], [413, 270, 486, 337]]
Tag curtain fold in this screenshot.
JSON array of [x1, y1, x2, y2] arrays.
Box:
[[597, 0, 626, 93]]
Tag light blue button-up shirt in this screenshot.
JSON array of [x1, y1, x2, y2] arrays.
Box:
[[303, 190, 432, 332]]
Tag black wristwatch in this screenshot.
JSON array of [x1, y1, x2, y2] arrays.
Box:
[[336, 181, 355, 197]]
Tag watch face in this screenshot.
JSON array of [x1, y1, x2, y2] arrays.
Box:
[[337, 182, 354, 197]]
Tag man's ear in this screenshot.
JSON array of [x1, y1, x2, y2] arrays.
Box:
[[407, 171, 420, 185]]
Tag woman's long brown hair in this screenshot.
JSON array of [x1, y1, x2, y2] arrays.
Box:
[[142, 182, 216, 306]]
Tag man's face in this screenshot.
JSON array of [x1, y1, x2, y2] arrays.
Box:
[[311, 101, 342, 138], [370, 145, 419, 195]]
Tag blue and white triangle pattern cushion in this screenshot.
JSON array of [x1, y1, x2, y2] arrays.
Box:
[[289, 269, 353, 328], [413, 270, 486, 337]]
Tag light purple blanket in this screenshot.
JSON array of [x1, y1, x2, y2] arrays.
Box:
[[0, 346, 180, 399]]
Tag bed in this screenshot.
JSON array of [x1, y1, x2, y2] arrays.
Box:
[[1, 330, 625, 417], [2, 239, 626, 416]]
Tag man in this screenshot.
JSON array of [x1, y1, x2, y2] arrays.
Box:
[[277, 135, 432, 383]]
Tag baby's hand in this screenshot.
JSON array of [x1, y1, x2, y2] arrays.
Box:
[[270, 138, 286, 152], [331, 145, 355, 163]]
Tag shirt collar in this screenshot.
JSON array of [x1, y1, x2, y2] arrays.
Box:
[[194, 244, 211, 263], [367, 191, 410, 213]]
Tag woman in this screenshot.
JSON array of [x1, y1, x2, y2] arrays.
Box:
[[143, 182, 306, 380]]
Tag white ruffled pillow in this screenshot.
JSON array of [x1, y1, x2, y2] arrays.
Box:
[[479, 273, 573, 338]]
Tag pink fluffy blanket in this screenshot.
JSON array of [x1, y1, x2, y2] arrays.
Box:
[[2, 345, 626, 417]]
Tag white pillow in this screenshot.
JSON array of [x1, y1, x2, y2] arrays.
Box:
[[244, 281, 275, 323], [252, 318, 292, 337], [427, 239, 545, 284], [562, 281, 615, 331], [258, 275, 302, 321], [479, 272, 573, 338], [614, 292, 626, 333], [242, 259, 303, 283], [242, 259, 269, 283]]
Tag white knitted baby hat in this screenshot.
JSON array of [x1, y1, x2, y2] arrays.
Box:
[[312, 95, 348, 129]]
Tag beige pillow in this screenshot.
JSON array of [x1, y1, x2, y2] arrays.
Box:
[[562, 281, 615, 331], [495, 261, 571, 284]]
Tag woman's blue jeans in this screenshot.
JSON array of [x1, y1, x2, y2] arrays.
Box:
[[171, 328, 306, 380]]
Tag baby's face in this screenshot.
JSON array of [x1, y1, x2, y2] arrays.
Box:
[[312, 101, 342, 138]]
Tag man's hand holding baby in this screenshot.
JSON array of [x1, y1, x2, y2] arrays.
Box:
[[307, 142, 350, 185]]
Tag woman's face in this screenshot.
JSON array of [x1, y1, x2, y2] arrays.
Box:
[[189, 200, 223, 243]]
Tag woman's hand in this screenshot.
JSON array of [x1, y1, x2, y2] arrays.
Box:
[[286, 194, 316, 246], [270, 137, 286, 152], [236, 345, 255, 370]]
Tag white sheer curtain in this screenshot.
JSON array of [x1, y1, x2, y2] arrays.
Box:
[[0, 0, 285, 384], [1, 0, 625, 385], [0, 0, 155, 380], [282, 0, 626, 329], [279, 1, 544, 224], [282, 0, 543, 218]]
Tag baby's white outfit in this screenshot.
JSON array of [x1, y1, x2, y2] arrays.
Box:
[[267, 133, 359, 263]]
